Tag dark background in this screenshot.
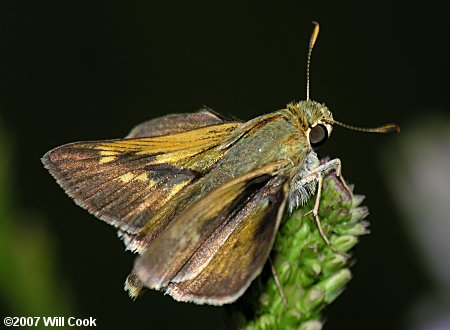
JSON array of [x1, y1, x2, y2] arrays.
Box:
[[0, 1, 448, 329]]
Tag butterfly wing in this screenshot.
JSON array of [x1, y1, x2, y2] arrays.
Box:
[[133, 161, 290, 304], [42, 119, 241, 236], [126, 108, 234, 138]]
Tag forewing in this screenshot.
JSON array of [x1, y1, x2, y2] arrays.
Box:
[[126, 108, 235, 138], [42, 122, 241, 235], [133, 161, 290, 304]]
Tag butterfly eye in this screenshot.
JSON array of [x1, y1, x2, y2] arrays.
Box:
[[309, 124, 328, 148]]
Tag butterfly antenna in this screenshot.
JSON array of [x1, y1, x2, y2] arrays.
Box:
[[306, 21, 320, 101], [327, 119, 400, 133], [305, 22, 400, 134]]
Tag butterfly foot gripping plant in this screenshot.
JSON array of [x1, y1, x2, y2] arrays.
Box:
[[229, 172, 369, 329]]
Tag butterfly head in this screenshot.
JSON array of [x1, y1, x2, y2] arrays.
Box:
[[289, 100, 334, 149]]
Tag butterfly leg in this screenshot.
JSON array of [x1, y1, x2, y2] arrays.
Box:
[[269, 257, 288, 307], [298, 158, 351, 256], [328, 158, 353, 200]]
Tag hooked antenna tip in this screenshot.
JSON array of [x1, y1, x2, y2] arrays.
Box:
[[310, 21, 320, 49], [380, 123, 401, 133], [306, 21, 320, 101]]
